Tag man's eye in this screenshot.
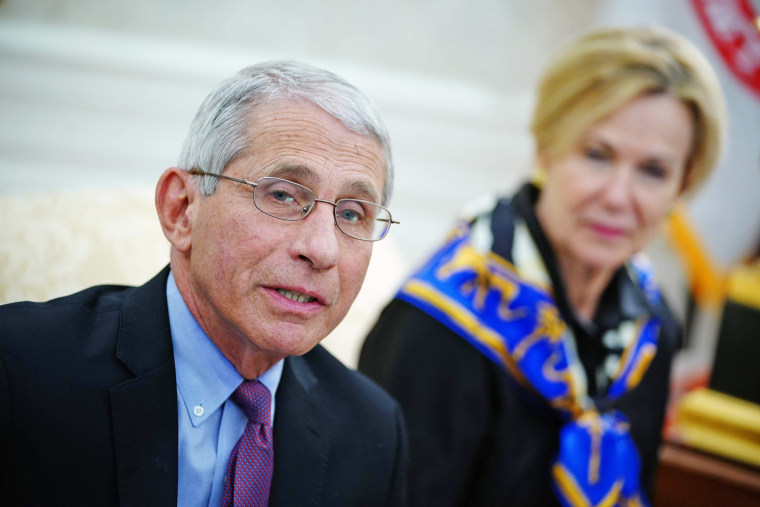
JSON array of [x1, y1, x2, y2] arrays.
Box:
[[339, 208, 363, 223], [271, 190, 296, 203]]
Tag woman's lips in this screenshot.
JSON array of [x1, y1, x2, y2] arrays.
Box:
[[588, 222, 625, 238]]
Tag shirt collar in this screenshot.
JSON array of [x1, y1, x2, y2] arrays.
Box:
[[166, 271, 283, 427]]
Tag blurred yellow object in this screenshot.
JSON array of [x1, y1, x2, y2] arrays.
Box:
[[663, 205, 727, 309], [726, 261, 760, 309], [531, 168, 546, 188], [673, 388, 760, 468]]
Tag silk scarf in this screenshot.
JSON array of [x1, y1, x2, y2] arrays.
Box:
[[398, 206, 660, 507]]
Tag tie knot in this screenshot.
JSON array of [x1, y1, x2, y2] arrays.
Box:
[[231, 379, 271, 424]]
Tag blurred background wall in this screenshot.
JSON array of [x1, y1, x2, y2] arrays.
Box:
[[1, 0, 758, 367]]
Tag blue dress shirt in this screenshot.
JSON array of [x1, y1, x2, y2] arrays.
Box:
[[167, 271, 283, 506]]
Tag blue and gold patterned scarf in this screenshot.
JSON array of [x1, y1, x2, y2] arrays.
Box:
[[398, 198, 660, 507]]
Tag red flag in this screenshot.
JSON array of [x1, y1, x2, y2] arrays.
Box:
[[691, 0, 760, 97]]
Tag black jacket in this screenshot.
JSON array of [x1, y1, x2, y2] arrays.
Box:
[[359, 184, 679, 506], [1, 267, 408, 506]]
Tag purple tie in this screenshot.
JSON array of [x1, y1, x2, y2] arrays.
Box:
[[221, 380, 274, 507]]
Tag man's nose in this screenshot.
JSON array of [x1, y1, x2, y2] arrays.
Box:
[[293, 201, 340, 270]]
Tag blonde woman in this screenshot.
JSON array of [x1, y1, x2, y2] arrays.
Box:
[[360, 26, 725, 506]]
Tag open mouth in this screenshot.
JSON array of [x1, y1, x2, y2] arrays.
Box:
[[276, 288, 317, 303]]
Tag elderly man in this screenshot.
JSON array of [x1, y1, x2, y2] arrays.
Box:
[[0, 61, 406, 506]]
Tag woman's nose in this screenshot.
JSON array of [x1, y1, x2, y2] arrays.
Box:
[[599, 166, 633, 208]]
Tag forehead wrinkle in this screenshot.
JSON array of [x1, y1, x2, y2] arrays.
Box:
[[245, 101, 386, 203], [252, 110, 383, 170]]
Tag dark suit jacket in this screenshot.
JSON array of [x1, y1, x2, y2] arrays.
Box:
[[0, 267, 407, 506]]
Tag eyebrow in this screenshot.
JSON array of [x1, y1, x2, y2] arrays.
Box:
[[267, 162, 380, 204], [346, 180, 379, 204], [268, 163, 316, 183], [584, 138, 678, 166]]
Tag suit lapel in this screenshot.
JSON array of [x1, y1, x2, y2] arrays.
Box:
[[110, 267, 179, 507], [270, 351, 332, 507]]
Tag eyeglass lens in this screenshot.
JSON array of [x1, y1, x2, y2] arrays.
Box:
[[253, 177, 392, 241]]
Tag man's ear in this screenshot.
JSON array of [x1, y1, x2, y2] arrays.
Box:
[[156, 167, 196, 253]]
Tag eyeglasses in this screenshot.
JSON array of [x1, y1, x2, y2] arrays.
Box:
[[188, 168, 399, 242]]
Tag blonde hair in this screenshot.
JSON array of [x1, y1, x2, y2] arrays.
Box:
[[531, 26, 726, 193]]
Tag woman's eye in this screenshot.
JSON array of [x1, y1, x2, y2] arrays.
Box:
[[584, 147, 609, 162], [640, 164, 667, 180]]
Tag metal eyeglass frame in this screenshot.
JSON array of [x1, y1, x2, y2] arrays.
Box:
[[188, 168, 399, 242]]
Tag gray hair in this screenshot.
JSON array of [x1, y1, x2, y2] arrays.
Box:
[[177, 60, 394, 205]]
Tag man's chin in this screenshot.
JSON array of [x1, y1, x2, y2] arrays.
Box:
[[254, 315, 346, 358], [261, 331, 325, 358]]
